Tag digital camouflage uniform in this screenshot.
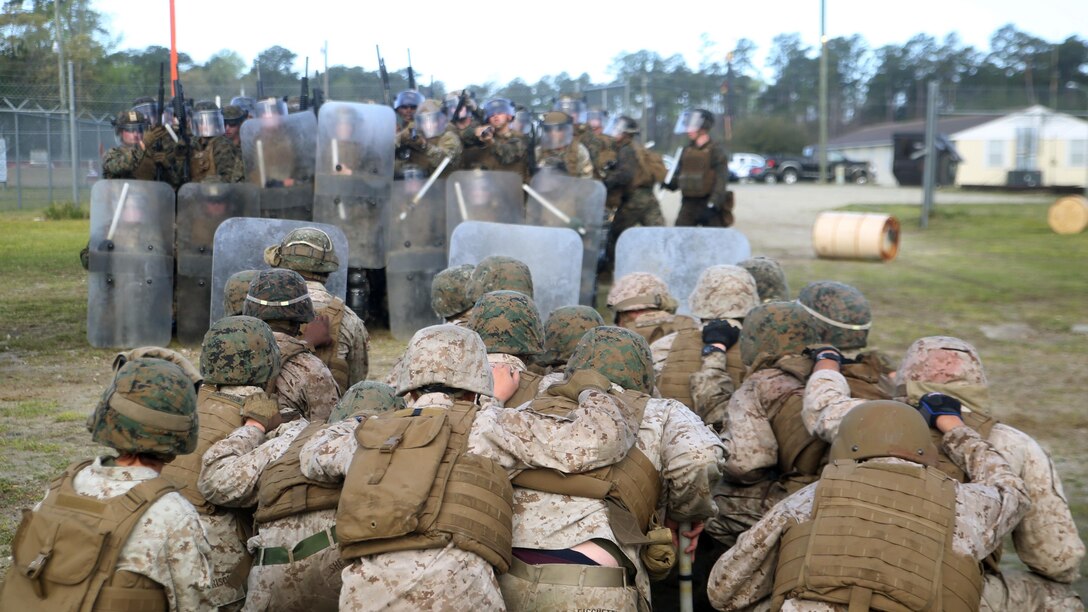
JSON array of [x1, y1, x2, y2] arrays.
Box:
[[803, 336, 1085, 611], [431, 263, 476, 325], [738, 256, 790, 303], [461, 127, 529, 178], [607, 272, 697, 348], [299, 325, 643, 611], [190, 134, 245, 183], [531, 305, 605, 374], [394, 100, 463, 179], [224, 270, 260, 316], [467, 290, 546, 408], [707, 403, 1030, 612], [102, 124, 188, 190], [604, 136, 664, 266], [466, 255, 535, 304]]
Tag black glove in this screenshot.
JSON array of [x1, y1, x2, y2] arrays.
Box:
[[917, 392, 962, 428], [702, 320, 740, 349], [803, 345, 843, 363]]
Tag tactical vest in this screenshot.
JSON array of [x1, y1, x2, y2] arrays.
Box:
[[160, 386, 246, 514], [306, 297, 350, 390], [512, 389, 660, 545], [676, 145, 715, 198], [766, 358, 825, 485], [0, 460, 174, 612], [189, 137, 219, 184], [726, 344, 747, 389], [336, 402, 514, 572], [841, 352, 895, 400], [657, 328, 703, 409], [632, 313, 698, 346], [772, 460, 983, 612], [254, 421, 342, 524], [631, 142, 667, 189], [505, 369, 543, 408]]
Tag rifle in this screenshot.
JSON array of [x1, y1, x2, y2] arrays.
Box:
[[173, 79, 191, 184], [407, 49, 416, 91], [376, 46, 391, 107], [300, 57, 310, 112], [452, 89, 471, 124], [523, 107, 538, 178], [256, 61, 265, 99], [155, 63, 165, 181]]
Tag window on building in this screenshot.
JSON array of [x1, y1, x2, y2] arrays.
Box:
[[987, 141, 1005, 168], [1070, 140, 1087, 167], [1014, 127, 1038, 170]]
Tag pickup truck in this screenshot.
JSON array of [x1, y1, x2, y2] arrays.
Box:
[[755, 151, 873, 185]]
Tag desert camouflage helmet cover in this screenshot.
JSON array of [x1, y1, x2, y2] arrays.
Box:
[[688, 264, 760, 321], [199, 315, 280, 386], [606, 272, 678, 314], [395, 324, 494, 397], [829, 400, 938, 466], [797, 280, 872, 350], [328, 380, 405, 423], [896, 336, 989, 410], [539, 305, 605, 367], [566, 326, 654, 394], [431, 263, 476, 319], [739, 256, 790, 303], [466, 255, 534, 303], [264, 227, 340, 275], [242, 268, 315, 324], [468, 290, 545, 356], [88, 358, 199, 457], [223, 269, 259, 317], [739, 301, 819, 366]]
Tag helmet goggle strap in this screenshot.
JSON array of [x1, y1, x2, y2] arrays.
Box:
[[245, 293, 312, 307], [795, 300, 872, 331]]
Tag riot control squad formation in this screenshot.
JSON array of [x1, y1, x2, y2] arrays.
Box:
[[1, 71, 1083, 612]]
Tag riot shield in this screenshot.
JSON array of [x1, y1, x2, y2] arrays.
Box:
[[175, 182, 260, 345], [242, 111, 317, 220], [209, 218, 349, 324], [526, 170, 606, 306], [385, 178, 447, 340], [614, 227, 752, 315], [87, 180, 175, 348], [313, 102, 395, 269], [448, 221, 581, 320], [444, 170, 525, 249]]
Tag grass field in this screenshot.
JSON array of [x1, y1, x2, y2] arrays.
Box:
[[0, 199, 1085, 596]]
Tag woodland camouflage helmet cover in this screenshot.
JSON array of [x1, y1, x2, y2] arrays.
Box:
[[327, 380, 405, 423], [606, 272, 678, 314], [739, 301, 819, 366], [431, 263, 476, 319], [738, 256, 790, 303], [242, 268, 315, 324], [896, 336, 989, 410], [466, 255, 534, 303], [87, 358, 199, 458], [264, 227, 340, 276], [199, 315, 280, 386], [688, 264, 760, 321], [829, 400, 938, 466], [797, 280, 872, 350], [468, 290, 545, 356], [223, 269, 259, 317], [539, 305, 605, 367], [566, 326, 654, 394], [395, 324, 494, 397]]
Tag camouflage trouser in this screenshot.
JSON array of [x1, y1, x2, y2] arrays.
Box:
[[980, 570, 1084, 612], [606, 188, 665, 268], [241, 546, 343, 612], [674, 193, 734, 227], [498, 561, 640, 612], [199, 513, 250, 609], [703, 479, 790, 549]]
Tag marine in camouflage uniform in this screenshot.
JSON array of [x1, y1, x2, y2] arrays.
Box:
[[465, 254, 535, 304], [266, 227, 370, 388], [804, 336, 1085, 611], [738, 255, 790, 303], [394, 99, 462, 179], [535, 111, 594, 178], [101, 109, 188, 189], [607, 272, 698, 347], [467, 290, 547, 408], [460, 98, 530, 181], [708, 400, 1030, 611], [188, 101, 245, 184], [242, 268, 340, 422], [223, 104, 247, 148], [223, 269, 259, 317], [529, 305, 605, 375], [198, 382, 403, 612], [431, 263, 476, 326], [663, 109, 732, 227], [602, 117, 665, 269], [298, 324, 643, 611], [0, 357, 215, 611]]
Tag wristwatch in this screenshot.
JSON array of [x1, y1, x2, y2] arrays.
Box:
[[701, 345, 727, 357], [815, 351, 843, 364]]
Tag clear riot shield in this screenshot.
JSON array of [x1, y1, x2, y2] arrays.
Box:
[[313, 102, 395, 269], [208, 218, 349, 324], [526, 170, 606, 306], [87, 180, 175, 348], [614, 227, 752, 315], [175, 182, 260, 345], [448, 221, 581, 320], [241, 111, 317, 220], [385, 178, 447, 340], [444, 170, 525, 249]]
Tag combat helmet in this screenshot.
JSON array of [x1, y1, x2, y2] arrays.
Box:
[[466, 255, 534, 303], [566, 326, 654, 394], [539, 305, 605, 368], [264, 227, 340, 280], [539, 111, 574, 150], [395, 324, 493, 397], [552, 95, 587, 124], [223, 269, 259, 317], [242, 268, 315, 324], [394, 90, 425, 110], [328, 381, 405, 423], [113, 110, 149, 139], [431, 263, 476, 319], [199, 316, 280, 387], [87, 358, 199, 458], [605, 116, 639, 139], [223, 103, 249, 126], [130, 96, 160, 126], [688, 265, 759, 321], [797, 281, 872, 350], [896, 336, 988, 410], [468, 290, 544, 357], [190, 100, 224, 138], [415, 99, 448, 138], [673, 108, 714, 134], [829, 400, 938, 466], [606, 272, 678, 318], [739, 301, 819, 367], [738, 256, 790, 303]]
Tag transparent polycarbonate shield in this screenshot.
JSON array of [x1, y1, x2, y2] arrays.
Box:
[[175, 182, 260, 345], [614, 227, 752, 315], [444, 170, 524, 248], [448, 221, 581, 319], [526, 170, 606, 305], [385, 178, 447, 340], [313, 102, 396, 269], [209, 218, 349, 324], [242, 111, 317, 220], [87, 179, 175, 348]]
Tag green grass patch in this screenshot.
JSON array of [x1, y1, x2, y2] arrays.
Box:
[[43, 201, 90, 220], [53, 410, 87, 423], [3, 400, 61, 419], [5, 438, 63, 453]]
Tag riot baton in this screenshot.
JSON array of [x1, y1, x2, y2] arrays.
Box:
[[331, 139, 340, 172], [678, 521, 694, 612], [664, 146, 684, 186], [408, 155, 451, 208], [453, 181, 469, 221], [106, 182, 131, 241], [522, 183, 586, 236], [256, 139, 267, 187]]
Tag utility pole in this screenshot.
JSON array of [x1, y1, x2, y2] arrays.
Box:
[[54, 0, 66, 109], [68, 61, 78, 204], [818, 0, 829, 184], [921, 81, 938, 228], [323, 41, 329, 97]]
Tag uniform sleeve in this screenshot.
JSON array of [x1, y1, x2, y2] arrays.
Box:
[[492, 133, 527, 165], [720, 375, 779, 484], [802, 369, 865, 442], [299, 418, 360, 482], [212, 137, 244, 183], [131, 496, 216, 612], [429, 130, 463, 171], [281, 353, 340, 423], [344, 313, 370, 384], [658, 401, 727, 521], [197, 421, 304, 508], [102, 147, 140, 179], [603, 144, 637, 191], [709, 143, 730, 206], [689, 350, 735, 431], [649, 332, 676, 378], [574, 143, 595, 178]]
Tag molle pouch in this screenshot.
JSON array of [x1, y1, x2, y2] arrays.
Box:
[[2, 508, 108, 607]]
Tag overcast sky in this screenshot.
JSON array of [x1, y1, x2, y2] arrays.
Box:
[[94, 0, 1086, 89]]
